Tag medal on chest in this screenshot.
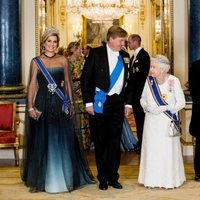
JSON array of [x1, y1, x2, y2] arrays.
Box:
[[161, 93, 168, 101], [133, 66, 139, 74]]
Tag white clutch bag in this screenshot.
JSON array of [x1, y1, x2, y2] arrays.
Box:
[[169, 119, 181, 137], [35, 108, 42, 120]]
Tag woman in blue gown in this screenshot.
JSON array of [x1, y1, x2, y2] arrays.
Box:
[[21, 27, 94, 193], [120, 117, 137, 152]]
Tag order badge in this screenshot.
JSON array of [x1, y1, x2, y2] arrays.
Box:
[[98, 101, 102, 107]]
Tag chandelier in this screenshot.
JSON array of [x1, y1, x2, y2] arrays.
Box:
[[66, 0, 139, 22]]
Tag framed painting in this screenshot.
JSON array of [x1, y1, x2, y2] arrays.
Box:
[[82, 17, 123, 47]]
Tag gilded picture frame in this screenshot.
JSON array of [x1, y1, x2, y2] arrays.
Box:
[[82, 17, 123, 47]]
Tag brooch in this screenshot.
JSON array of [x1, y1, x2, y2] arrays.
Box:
[[123, 57, 130, 64], [98, 101, 102, 107], [133, 67, 139, 73], [47, 83, 57, 94], [161, 93, 168, 101]]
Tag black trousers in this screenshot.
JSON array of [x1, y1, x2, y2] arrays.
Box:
[[132, 101, 145, 148], [194, 137, 200, 176], [92, 94, 124, 184]]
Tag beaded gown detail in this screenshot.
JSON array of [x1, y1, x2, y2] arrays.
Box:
[[22, 67, 94, 193]]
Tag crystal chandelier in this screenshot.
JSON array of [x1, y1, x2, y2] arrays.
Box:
[[66, 0, 139, 22]]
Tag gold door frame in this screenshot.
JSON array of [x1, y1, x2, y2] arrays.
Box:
[[151, 0, 174, 73], [35, 0, 55, 55]]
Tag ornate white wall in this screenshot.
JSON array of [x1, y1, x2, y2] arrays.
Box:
[[173, 0, 189, 88]]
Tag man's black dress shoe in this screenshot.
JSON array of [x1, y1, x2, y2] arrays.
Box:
[[195, 175, 200, 181], [108, 181, 123, 189], [99, 183, 108, 190]]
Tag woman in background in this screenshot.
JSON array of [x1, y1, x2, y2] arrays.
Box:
[[66, 41, 91, 150], [138, 54, 186, 189]]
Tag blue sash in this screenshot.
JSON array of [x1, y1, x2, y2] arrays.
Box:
[[34, 57, 71, 114], [94, 55, 124, 113], [147, 76, 178, 121]]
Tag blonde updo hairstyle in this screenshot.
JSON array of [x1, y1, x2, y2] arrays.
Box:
[[40, 27, 60, 52], [151, 54, 170, 73], [66, 41, 80, 56]]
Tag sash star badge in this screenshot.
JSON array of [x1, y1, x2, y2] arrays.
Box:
[[98, 101, 102, 107], [161, 93, 168, 101]]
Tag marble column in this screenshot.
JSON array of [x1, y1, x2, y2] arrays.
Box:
[[189, 0, 200, 67], [0, 0, 25, 98]]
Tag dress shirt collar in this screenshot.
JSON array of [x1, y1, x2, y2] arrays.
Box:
[[107, 44, 119, 57], [134, 46, 142, 58]]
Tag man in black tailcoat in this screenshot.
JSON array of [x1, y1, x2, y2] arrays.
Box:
[[81, 26, 133, 190], [127, 34, 150, 153]]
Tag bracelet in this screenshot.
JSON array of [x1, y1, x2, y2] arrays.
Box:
[[28, 108, 34, 112]]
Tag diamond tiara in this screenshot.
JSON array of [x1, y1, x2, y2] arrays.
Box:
[[43, 26, 59, 37]]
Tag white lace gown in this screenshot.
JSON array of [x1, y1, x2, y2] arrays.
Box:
[[138, 75, 186, 188]]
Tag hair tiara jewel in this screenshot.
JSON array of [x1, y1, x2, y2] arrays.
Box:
[[43, 26, 59, 36]]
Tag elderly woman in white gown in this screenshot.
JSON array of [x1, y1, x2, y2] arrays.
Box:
[[138, 54, 186, 189]]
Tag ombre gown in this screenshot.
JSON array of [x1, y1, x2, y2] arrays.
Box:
[[22, 67, 94, 193]]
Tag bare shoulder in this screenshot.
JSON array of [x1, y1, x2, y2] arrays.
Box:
[[30, 57, 39, 69], [53, 54, 68, 67], [57, 54, 67, 62]]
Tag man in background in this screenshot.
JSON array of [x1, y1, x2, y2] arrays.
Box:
[[82, 45, 92, 60], [189, 59, 200, 181], [127, 34, 150, 154]]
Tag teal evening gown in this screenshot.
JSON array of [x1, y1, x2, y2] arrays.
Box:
[[120, 117, 137, 152], [22, 67, 94, 193]]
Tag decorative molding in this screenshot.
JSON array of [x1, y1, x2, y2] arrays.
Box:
[[170, 0, 174, 73], [151, 0, 156, 6], [0, 85, 25, 91], [35, 0, 39, 55], [59, 0, 66, 27], [49, 0, 55, 25], [0, 93, 27, 99], [50, 0, 55, 6], [180, 137, 195, 146], [139, 0, 145, 28]]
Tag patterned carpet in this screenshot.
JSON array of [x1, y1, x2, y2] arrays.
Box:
[[0, 159, 200, 200], [1, 115, 199, 200]]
